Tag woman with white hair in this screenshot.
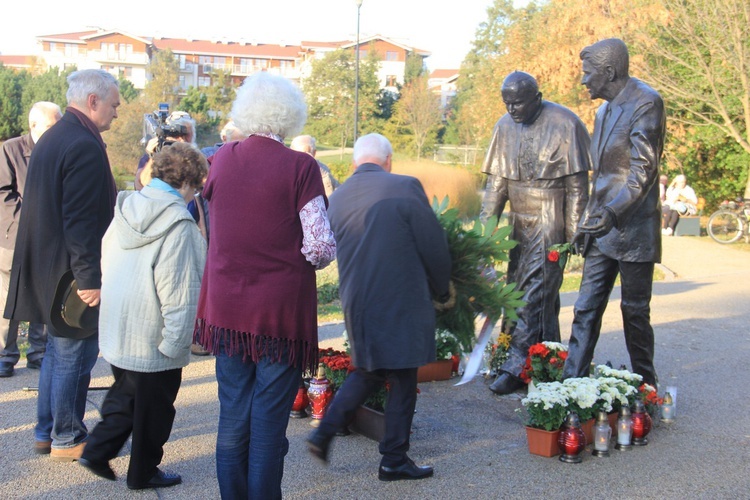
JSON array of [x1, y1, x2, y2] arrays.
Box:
[[193, 72, 335, 499], [662, 174, 698, 236]]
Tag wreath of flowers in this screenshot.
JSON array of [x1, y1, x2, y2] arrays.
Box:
[[432, 197, 525, 354]]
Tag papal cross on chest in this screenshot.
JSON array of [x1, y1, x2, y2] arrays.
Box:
[[518, 131, 536, 181]]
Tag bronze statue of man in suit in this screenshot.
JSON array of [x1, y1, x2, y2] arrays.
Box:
[[482, 71, 590, 395], [563, 38, 666, 386]]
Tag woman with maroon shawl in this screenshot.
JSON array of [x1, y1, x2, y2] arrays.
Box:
[[193, 72, 336, 499]]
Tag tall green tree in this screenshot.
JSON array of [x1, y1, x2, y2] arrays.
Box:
[[19, 66, 70, 131], [404, 52, 426, 84], [641, 0, 750, 198], [144, 48, 180, 108], [392, 75, 442, 159], [118, 76, 139, 103], [0, 66, 27, 139], [302, 48, 380, 152]]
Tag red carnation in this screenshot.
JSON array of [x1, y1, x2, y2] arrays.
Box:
[[548, 250, 560, 262]]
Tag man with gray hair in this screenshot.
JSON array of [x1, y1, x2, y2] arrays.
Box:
[[0, 102, 62, 378], [290, 135, 340, 197], [307, 133, 452, 481], [5, 69, 120, 461]]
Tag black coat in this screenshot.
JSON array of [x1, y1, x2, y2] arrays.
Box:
[[328, 163, 451, 371], [4, 112, 116, 328], [584, 78, 666, 263]]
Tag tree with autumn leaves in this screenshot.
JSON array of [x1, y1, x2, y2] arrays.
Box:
[[455, 0, 749, 209]]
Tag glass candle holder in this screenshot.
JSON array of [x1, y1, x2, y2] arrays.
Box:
[[661, 392, 676, 422], [615, 406, 633, 451], [592, 410, 612, 457]]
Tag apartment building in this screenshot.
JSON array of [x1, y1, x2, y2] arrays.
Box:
[[28, 29, 430, 94]]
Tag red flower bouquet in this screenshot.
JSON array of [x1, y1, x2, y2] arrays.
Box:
[[520, 342, 568, 385]]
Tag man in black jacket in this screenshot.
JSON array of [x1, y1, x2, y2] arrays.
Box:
[[0, 102, 61, 377], [5, 69, 119, 460]]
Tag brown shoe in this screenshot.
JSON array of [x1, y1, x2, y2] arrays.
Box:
[[34, 440, 52, 455], [50, 441, 86, 462], [190, 343, 210, 356]]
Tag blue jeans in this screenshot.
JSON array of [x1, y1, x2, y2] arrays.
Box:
[[215, 345, 301, 500], [35, 333, 99, 448]]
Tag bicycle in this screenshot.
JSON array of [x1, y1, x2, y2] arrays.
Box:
[[707, 199, 750, 244]]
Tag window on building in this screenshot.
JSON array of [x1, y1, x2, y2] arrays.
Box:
[[358, 49, 367, 59], [48, 42, 57, 52], [386, 75, 398, 87], [214, 56, 226, 69], [385, 51, 398, 61], [198, 76, 211, 87], [239, 58, 252, 73], [64, 44, 78, 57], [179, 75, 186, 88], [120, 66, 132, 78], [178, 54, 186, 69], [101, 42, 117, 59], [118, 44, 133, 60], [279, 60, 293, 69], [253, 58, 268, 69], [199, 55, 212, 65]]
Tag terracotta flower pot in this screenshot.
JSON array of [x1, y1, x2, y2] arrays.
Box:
[[580, 418, 595, 445], [525, 426, 561, 457], [349, 405, 385, 442], [417, 359, 453, 382]]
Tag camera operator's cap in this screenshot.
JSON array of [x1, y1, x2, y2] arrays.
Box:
[[49, 270, 98, 340], [167, 111, 192, 123]]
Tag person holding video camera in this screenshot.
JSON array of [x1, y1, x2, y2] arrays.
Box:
[[135, 111, 197, 191]]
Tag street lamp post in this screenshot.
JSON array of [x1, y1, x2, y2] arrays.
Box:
[[354, 0, 363, 143]]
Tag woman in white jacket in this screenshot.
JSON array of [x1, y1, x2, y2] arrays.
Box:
[[79, 142, 207, 490], [662, 174, 698, 236]]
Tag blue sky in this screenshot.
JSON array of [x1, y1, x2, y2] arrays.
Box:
[[0, 0, 528, 70]]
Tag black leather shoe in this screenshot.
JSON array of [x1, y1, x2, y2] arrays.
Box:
[[378, 458, 434, 481], [79, 457, 116, 481], [0, 361, 14, 378], [127, 469, 182, 490], [307, 430, 331, 464], [26, 358, 42, 370], [489, 372, 525, 395]]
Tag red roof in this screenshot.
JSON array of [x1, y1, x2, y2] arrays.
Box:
[[37, 30, 99, 42], [0, 55, 36, 66], [152, 38, 303, 58], [430, 69, 460, 79]]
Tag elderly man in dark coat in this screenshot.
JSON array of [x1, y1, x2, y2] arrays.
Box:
[[5, 69, 119, 460], [307, 133, 451, 481], [482, 71, 590, 395], [562, 38, 665, 386], [0, 102, 61, 378]]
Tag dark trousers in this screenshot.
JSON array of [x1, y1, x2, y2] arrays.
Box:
[[662, 206, 679, 230], [82, 365, 182, 488], [562, 244, 657, 385], [317, 367, 418, 467]]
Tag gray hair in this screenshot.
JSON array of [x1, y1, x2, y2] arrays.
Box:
[[230, 72, 307, 139], [28, 101, 62, 127], [220, 121, 245, 142], [580, 38, 629, 79], [66, 69, 118, 107], [290, 135, 316, 154], [353, 133, 393, 166], [167, 111, 197, 144]]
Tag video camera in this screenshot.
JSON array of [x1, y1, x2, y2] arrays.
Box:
[[141, 103, 189, 154]]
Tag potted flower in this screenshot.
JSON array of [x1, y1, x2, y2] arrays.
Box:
[[520, 341, 568, 387], [638, 382, 663, 417], [520, 381, 570, 457], [418, 329, 460, 382], [486, 332, 512, 377]]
